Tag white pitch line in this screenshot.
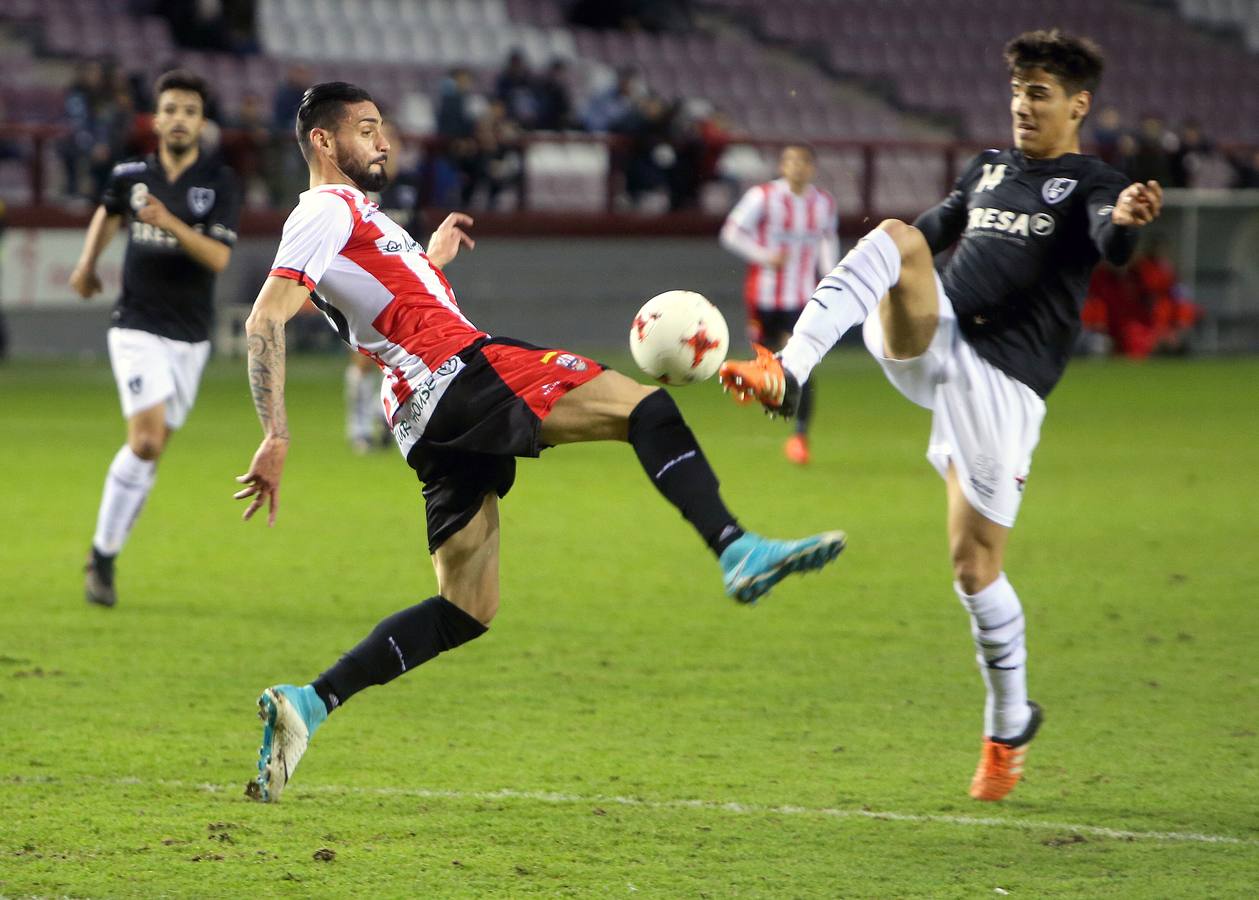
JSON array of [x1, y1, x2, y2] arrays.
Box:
[[105, 777, 1257, 847]]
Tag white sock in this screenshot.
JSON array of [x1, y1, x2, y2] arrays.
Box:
[[779, 227, 901, 385], [92, 445, 157, 556], [345, 364, 379, 443], [955, 573, 1031, 740]]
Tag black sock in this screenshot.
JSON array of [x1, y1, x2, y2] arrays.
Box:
[[627, 390, 743, 557], [795, 379, 814, 435], [311, 595, 487, 712], [91, 546, 115, 585]]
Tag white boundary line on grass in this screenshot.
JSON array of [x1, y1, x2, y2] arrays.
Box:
[[108, 777, 1256, 846]]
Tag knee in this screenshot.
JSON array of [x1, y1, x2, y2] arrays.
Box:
[[627, 387, 681, 435], [455, 589, 499, 627], [951, 541, 1002, 596], [876, 218, 929, 261], [128, 433, 165, 461]]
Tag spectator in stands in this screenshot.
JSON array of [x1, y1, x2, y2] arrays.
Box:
[[162, 0, 256, 52], [222, 92, 275, 206], [1122, 114, 1175, 186], [494, 49, 538, 129], [61, 59, 109, 200], [1233, 147, 1259, 187], [569, 0, 694, 33], [1091, 106, 1125, 167], [272, 64, 311, 200], [272, 64, 310, 133], [1169, 120, 1233, 188], [475, 98, 525, 209], [612, 91, 676, 207], [534, 59, 576, 131], [436, 68, 489, 207], [583, 66, 643, 133]]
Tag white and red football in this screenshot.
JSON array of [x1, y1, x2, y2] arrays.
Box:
[[629, 290, 729, 385]]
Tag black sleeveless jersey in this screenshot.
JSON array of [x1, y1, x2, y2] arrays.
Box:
[[914, 149, 1136, 397], [100, 152, 240, 343]]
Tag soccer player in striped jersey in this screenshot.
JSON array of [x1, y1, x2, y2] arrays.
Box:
[[234, 83, 846, 802], [720, 144, 838, 464], [721, 31, 1163, 801]]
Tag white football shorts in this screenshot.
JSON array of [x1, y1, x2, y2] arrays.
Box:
[[107, 327, 211, 429], [861, 274, 1046, 527]]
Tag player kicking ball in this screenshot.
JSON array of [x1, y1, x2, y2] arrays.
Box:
[[721, 30, 1161, 801], [235, 82, 845, 801]]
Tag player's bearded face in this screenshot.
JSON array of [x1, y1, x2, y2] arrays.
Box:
[[334, 105, 391, 192], [154, 90, 205, 157], [337, 142, 389, 192]]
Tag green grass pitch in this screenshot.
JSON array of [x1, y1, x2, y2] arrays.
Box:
[[1, 351, 1257, 897]]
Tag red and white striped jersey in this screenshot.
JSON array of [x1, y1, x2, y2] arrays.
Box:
[[721, 179, 839, 312], [269, 184, 486, 431]]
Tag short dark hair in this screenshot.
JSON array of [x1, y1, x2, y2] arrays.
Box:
[[154, 69, 208, 109], [1004, 29, 1104, 96], [782, 142, 817, 161], [296, 81, 375, 161]]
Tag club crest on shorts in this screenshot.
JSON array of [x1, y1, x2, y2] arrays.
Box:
[[553, 353, 588, 372], [1041, 177, 1077, 205], [128, 375, 143, 394], [187, 186, 216, 216]]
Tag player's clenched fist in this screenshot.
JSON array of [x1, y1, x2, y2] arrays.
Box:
[[1112, 180, 1162, 227], [69, 264, 102, 299], [135, 194, 176, 230]]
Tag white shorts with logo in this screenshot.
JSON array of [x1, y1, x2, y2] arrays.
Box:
[[861, 275, 1046, 527], [107, 327, 211, 429]]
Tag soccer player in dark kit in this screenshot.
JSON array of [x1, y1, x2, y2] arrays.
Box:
[[234, 82, 846, 801], [71, 69, 240, 607], [720, 30, 1162, 801]]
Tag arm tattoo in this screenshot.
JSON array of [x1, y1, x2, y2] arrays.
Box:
[[247, 322, 289, 438]]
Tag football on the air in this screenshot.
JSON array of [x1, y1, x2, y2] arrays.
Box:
[[629, 291, 729, 385]]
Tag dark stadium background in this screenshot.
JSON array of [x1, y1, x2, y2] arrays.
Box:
[[1, 0, 1256, 357]]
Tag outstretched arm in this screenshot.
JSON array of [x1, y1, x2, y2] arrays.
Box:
[[1092, 180, 1162, 266], [234, 276, 314, 525]]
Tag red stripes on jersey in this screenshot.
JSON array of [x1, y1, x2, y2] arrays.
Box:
[[744, 183, 771, 317], [270, 266, 315, 291], [775, 191, 794, 311], [738, 181, 836, 312], [332, 202, 485, 373]]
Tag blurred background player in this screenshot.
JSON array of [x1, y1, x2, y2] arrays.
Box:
[[344, 352, 387, 453], [70, 70, 240, 607], [234, 82, 846, 802], [721, 30, 1162, 801], [720, 144, 838, 464]]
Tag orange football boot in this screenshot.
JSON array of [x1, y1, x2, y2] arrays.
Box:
[[970, 701, 1043, 801], [718, 343, 799, 415]]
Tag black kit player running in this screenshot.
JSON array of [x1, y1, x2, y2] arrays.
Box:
[[72, 70, 240, 609], [100, 152, 240, 342]]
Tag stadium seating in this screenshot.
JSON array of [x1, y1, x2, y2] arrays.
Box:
[[1, 0, 1256, 211], [702, 0, 1259, 143]]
